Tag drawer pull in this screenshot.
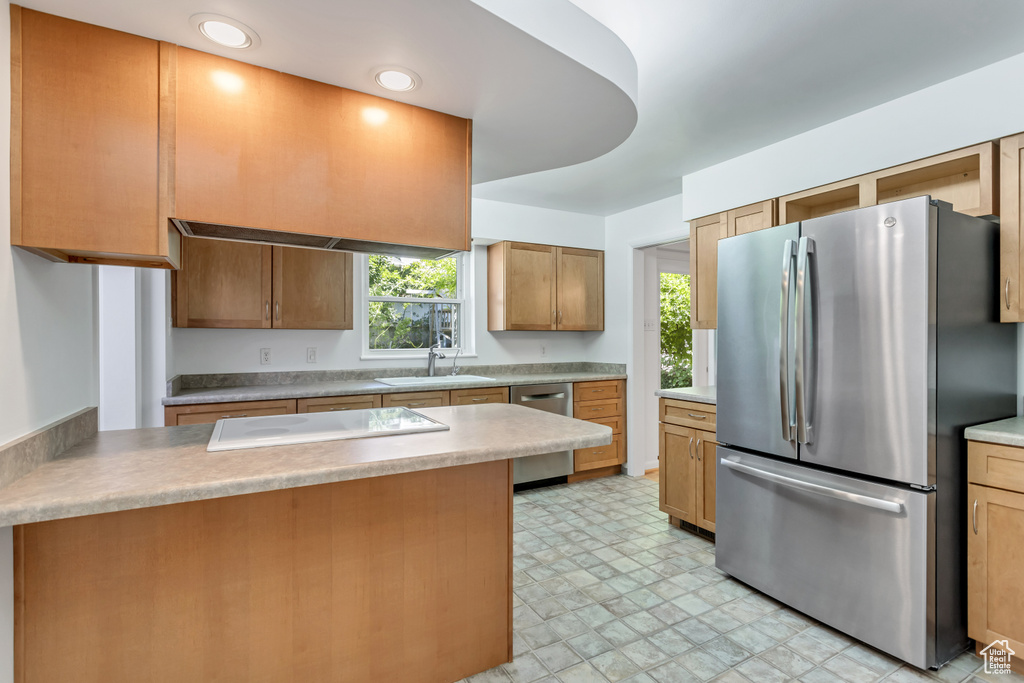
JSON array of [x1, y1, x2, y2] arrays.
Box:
[[329, 407, 351, 411], [688, 413, 707, 419], [592, 389, 605, 393], [973, 499, 979, 535], [593, 450, 605, 455], [221, 414, 247, 418], [407, 402, 427, 407], [592, 407, 602, 412], [471, 397, 488, 402]]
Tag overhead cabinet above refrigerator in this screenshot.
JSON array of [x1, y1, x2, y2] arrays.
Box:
[[715, 197, 1017, 669]]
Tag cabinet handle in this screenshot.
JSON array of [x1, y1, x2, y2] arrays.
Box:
[[592, 389, 605, 393], [329, 407, 350, 411], [407, 402, 426, 407], [593, 450, 605, 455], [265, 301, 270, 320], [558, 310, 563, 323], [221, 414, 247, 418], [688, 413, 707, 420], [591, 407, 602, 412], [471, 397, 488, 402], [973, 499, 979, 535], [696, 438, 702, 461], [275, 301, 280, 321], [1006, 277, 1011, 310], [688, 436, 694, 459]]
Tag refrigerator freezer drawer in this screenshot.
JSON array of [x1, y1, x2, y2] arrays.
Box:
[[715, 447, 936, 668]]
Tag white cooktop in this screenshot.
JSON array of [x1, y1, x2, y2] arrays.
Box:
[[207, 407, 449, 452]]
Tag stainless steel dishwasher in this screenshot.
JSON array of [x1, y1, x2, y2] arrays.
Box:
[[511, 383, 574, 485]]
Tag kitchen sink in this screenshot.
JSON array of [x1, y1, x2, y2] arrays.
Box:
[[375, 375, 495, 387]]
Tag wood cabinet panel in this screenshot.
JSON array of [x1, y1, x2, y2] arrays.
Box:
[[779, 178, 873, 224], [689, 213, 727, 330], [659, 423, 697, 525], [569, 380, 626, 479], [573, 398, 623, 421], [272, 247, 353, 330], [574, 380, 622, 402], [556, 247, 604, 330], [696, 432, 717, 532], [660, 399, 716, 430], [1000, 134, 1024, 322], [969, 440, 1024, 494], [727, 200, 777, 237], [968, 483, 1024, 660], [14, 460, 511, 683], [871, 142, 997, 217], [297, 395, 382, 413], [164, 399, 297, 426], [450, 387, 509, 406], [574, 435, 622, 471], [173, 238, 271, 328], [381, 391, 450, 409], [11, 7, 179, 268]]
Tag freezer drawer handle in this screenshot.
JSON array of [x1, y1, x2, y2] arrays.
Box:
[[521, 393, 566, 401], [721, 458, 903, 514], [779, 239, 796, 441]]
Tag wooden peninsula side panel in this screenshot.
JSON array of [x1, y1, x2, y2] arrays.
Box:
[[14, 460, 512, 683]]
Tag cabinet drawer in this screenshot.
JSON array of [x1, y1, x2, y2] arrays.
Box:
[[969, 441, 1024, 494], [575, 435, 622, 472], [591, 416, 622, 435], [660, 399, 716, 430], [297, 395, 382, 413], [381, 391, 450, 409], [574, 380, 622, 402], [165, 399, 297, 426], [450, 387, 509, 406], [574, 398, 623, 420]]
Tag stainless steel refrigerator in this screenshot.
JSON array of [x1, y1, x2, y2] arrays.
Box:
[[715, 196, 1016, 669]]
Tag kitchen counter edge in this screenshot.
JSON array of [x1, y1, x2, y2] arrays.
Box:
[[655, 386, 717, 405], [965, 416, 1024, 448]]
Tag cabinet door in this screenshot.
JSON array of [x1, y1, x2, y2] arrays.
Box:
[[689, 213, 727, 329], [968, 484, 1024, 656], [1000, 134, 1024, 323], [13, 8, 178, 267], [695, 431, 717, 532], [174, 237, 271, 328], [727, 200, 777, 237], [174, 47, 331, 235], [659, 423, 697, 524], [556, 247, 604, 330], [272, 247, 353, 330], [500, 242, 557, 330]]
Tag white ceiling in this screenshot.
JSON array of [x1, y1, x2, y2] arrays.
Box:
[[475, 0, 1024, 215], [22, 0, 1024, 218], [19, 0, 638, 184]]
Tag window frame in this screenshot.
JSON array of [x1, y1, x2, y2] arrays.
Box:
[[359, 251, 476, 360]]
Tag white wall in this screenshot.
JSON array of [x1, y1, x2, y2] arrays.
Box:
[[0, 0, 98, 679], [171, 198, 607, 375]]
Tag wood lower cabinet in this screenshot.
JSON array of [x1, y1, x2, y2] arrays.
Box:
[[297, 395, 382, 413], [164, 399, 297, 426], [11, 7, 180, 268], [488, 242, 604, 331], [381, 391, 450, 409], [450, 387, 510, 406], [967, 440, 1024, 669], [173, 237, 353, 330], [659, 399, 716, 534], [570, 380, 625, 480]]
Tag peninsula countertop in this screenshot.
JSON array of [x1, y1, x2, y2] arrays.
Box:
[[0, 404, 612, 526], [163, 371, 628, 406], [965, 416, 1024, 448], [655, 386, 716, 405]]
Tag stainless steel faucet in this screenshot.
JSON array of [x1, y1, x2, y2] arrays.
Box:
[[427, 343, 446, 377]]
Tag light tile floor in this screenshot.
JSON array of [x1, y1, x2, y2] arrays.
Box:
[[460, 475, 1024, 683]]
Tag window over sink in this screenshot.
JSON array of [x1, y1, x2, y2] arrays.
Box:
[[360, 252, 473, 359]]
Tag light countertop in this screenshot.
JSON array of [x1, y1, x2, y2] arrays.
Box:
[[0, 404, 612, 526], [965, 416, 1024, 448], [655, 386, 716, 405], [163, 371, 627, 406]]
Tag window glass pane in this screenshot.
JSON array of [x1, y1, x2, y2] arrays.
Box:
[[660, 273, 692, 389], [369, 302, 460, 350], [368, 254, 458, 299]]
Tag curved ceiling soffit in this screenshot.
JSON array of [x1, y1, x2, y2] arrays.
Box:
[[19, 0, 638, 185]]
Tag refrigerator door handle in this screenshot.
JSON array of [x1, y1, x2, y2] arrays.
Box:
[[779, 239, 797, 442], [795, 236, 816, 444], [721, 457, 903, 514]]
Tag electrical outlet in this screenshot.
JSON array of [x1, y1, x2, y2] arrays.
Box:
[[260, 348, 271, 365], [644, 318, 660, 331], [540, 344, 547, 357], [307, 347, 318, 364]]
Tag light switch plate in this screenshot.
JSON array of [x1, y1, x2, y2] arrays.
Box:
[[307, 347, 317, 363]]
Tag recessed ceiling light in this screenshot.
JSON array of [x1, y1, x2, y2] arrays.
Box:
[[190, 13, 261, 50], [374, 67, 420, 92]]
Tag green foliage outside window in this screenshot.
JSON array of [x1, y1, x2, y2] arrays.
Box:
[[368, 255, 460, 350], [660, 273, 692, 389]]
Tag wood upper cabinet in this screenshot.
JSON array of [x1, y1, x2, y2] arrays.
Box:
[[689, 213, 727, 330], [173, 47, 471, 253], [1000, 133, 1024, 322], [488, 242, 604, 331], [726, 200, 777, 237], [11, 7, 180, 268], [173, 237, 353, 329], [967, 441, 1024, 665], [659, 399, 716, 533]]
